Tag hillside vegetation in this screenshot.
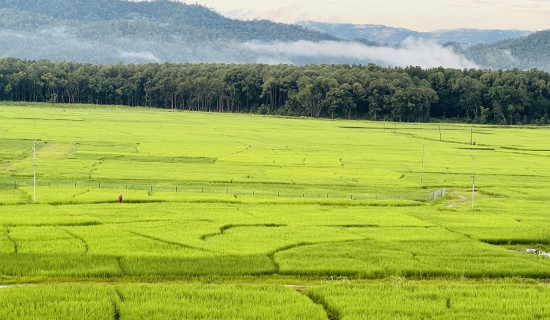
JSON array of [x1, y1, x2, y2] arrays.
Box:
[[0, 0, 332, 41], [460, 30, 550, 71], [0, 0, 335, 64], [298, 21, 531, 45]]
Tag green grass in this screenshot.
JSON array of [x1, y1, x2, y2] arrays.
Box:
[[0, 284, 115, 320], [0, 283, 327, 320], [3, 281, 550, 319], [2, 103, 550, 317], [117, 284, 326, 319], [308, 281, 550, 320]]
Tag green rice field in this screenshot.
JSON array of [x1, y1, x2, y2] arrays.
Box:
[[1, 102, 550, 319]]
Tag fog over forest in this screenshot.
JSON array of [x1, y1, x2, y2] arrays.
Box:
[[1, 0, 549, 70], [1, 28, 480, 69]]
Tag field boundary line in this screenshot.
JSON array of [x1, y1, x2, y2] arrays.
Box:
[[61, 227, 89, 254], [303, 290, 339, 320], [4, 226, 18, 254], [200, 223, 286, 241], [271, 238, 377, 275], [268, 242, 313, 274], [128, 230, 211, 252], [113, 287, 123, 320], [116, 257, 127, 276]]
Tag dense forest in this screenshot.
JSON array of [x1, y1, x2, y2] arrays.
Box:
[[2, 58, 550, 124]]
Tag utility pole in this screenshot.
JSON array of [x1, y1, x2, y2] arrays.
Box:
[[470, 127, 473, 145], [421, 144, 425, 185], [33, 141, 37, 203], [471, 155, 475, 209]]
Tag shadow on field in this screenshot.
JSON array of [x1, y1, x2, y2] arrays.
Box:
[[0, 253, 276, 277]]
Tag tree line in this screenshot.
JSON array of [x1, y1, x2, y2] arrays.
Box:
[[2, 57, 550, 124]]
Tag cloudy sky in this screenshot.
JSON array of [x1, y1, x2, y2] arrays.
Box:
[[178, 0, 549, 31]]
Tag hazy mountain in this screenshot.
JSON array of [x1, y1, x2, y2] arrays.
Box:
[[0, 0, 337, 64], [298, 21, 532, 45], [456, 30, 550, 71], [0, 0, 545, 71], [0, 0, 336, 42]]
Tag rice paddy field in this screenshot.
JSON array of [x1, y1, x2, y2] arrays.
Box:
[[1, 102, 550, 319]]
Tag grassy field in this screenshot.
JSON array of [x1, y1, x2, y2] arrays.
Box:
[[1, 102, 550, 318]]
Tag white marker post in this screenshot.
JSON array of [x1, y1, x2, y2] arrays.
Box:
[[33, 141, 37, 203]]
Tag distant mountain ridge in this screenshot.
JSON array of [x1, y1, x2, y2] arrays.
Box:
[[0, 0, 548, 71], [0, 0, 335, 42], [457, 30, 550, 71], [0, 0, 336, 64], [297, 21, 532, 45]]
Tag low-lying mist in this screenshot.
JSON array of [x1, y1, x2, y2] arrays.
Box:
[[241, 39, 479, 69], [0, 29, 479, 69]]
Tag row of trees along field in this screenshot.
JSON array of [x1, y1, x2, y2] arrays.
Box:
[[2, 58, 550, 124]]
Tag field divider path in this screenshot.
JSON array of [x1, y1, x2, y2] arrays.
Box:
[[116, 257, 127, 276], [113, 287, 124, 320], [128, 230, 211, 252], [4, 226, 18, 254], [406, 206, 550, 262], [200, 224, 286, 241], [229, 144, 252, 156], [61, 227, 89, 254], [269, 238, 373, 275], [303, 289, 339, 320], [268, 242, 313, 273]]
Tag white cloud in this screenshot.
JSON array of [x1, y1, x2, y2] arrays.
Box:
[[241, 39, 479, 69], [117, 49, 161, 63]]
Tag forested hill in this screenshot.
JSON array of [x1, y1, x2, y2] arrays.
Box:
[[0, 0, 337, 64], [298, 21, 531, 45], [459, 30, 550, 71], [0, 0, 334, 42], [0, 0, 549, 70], [2, 0, 337, 42]]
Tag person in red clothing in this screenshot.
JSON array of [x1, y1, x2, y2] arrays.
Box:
[[118, 192, 123, 203]]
